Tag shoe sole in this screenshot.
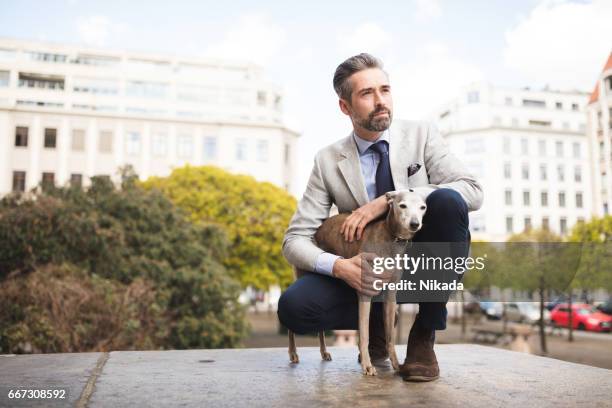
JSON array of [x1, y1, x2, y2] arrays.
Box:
[[402, 375, 440, 382]]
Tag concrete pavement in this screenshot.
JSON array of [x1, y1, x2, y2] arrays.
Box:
[[1, 345, 611, 407]]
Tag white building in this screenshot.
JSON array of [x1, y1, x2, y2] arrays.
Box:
[[433, 83, 592, 241], [587, 53, 612, 216], [0, 38, 299, 196]]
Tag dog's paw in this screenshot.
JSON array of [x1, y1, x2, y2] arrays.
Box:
[[321, 351, 332, 361], [362, 365, 377, 376], [289, 351, 299, 364]]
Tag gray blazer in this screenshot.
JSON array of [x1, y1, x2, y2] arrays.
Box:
[[282, 120, 483, 272]]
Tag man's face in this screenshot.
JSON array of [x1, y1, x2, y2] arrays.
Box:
[[340, 68, 393, 133]]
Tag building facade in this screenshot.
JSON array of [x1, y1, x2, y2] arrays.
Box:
[[0, 38, 299, 196], [587, 53, 612, 216], [433, 83, 592, 241]]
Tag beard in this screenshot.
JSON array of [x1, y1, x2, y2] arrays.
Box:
[[354, 107, 392, 132]]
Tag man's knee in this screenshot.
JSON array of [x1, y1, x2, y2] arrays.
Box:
[[277, 287, 310, 334], [426, 188, 468, 220]]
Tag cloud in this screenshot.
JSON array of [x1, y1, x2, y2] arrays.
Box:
[[336, 22, 394, 62], [503, 0, 612, 90], [76, 15, 127, 47], [205, 14, 286, 66], [390, 42, 485, 120], [413, 0, 442, 22]]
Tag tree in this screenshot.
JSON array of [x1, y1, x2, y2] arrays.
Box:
[[0, 168, 248, 353], [141, 165, 297, 290]]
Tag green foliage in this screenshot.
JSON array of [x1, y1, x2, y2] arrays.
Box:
[[0, 169, 248, 353], [568, 216, 612, 292], [141, 165, 297, 290]]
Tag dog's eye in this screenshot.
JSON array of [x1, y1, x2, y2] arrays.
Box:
[[420, 205, 426, 210], [399, 204, 407, 209]]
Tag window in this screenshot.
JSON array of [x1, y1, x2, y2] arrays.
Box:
[[72, 129, 85, 151], [18, 72, 64, 90], [540, 164, 547, 181], [523, 190, 530, 206], [177, 134, 193, 158], [560, 217, 568, 234], [521, 163, 529, 180], [538, 140, 546, 156], [99, 130, 113, 153], [256, 140, 268, 162], [70, 173, 83, 188], [571, 103, 579, 111], [503, 137, 511, 154], [505, 190, 512, 205], [521, 138, 528, 155], [576, 192, 583, 208], [524, 217, 532, 231], [274, 94, 282, 111], [555, 102, 563, 110], [12, 171, 26, 192], [529, 120, 551, 127], [27, 51, 67, 63], [126, 81, 169, 98], [559, 192, 566, 207], [126, 132, 141, 155], [572, 142, 581, 158], [557, 165, 565, 182], [574, 166, 582, 183], [542, 217, 550, 230], [15, 126, 28, 147], [541, 191, 548, 207], [562, 122, 570, 130], [152, 133, 167, 157], [72, 77, 119, 95], [467, 91, 479, 104], [0, 70, 9, 87], [555, 141, 563, 157], [493, 116, 502, 126], [236, 139, 247, 161], [523, 99, 545, 108], [504, 162, 511, 179], [42, 172, 55, 188], [511, 118, 519, 127], [203, 136, 217, 160], [506, 216, 514, 234], [257, 91, 267, 106], [44, 128, 57, 148], [505, 97, 513, 106], [284, 143, 290, 165]]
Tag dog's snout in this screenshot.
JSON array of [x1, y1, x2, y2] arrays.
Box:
[[409, 220, 420, 230]]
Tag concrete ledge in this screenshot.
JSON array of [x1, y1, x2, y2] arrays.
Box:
[[1, 345, 611, 407]]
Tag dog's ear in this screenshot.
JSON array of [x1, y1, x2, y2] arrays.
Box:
[[385, 191, 398, 205]]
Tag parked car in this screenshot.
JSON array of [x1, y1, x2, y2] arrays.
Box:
[[504, 302, 550, 324], [596, 300, 612, 316], [550, 303, 612, 332], [480, 301, 503, 320]]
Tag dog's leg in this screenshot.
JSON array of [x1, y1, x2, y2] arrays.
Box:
[[319, 331, 332, 361], [359, 298, 376, 376], [384, 290, 400, 371], [288, 329, 299, 363]]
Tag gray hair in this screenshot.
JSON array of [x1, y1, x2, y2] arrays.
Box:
[[333, 53, 384, 101]]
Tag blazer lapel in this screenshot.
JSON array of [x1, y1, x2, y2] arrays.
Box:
[[337, 135, 369, 207], [389, 121, 410, 189]]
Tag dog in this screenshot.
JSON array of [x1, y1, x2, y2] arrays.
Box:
[[287, 189, 427, 376]]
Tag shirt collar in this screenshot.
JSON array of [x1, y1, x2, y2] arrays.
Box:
[[352, 129, 390, 155]]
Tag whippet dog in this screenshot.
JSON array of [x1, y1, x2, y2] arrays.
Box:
[[287, 189, 427, 376]]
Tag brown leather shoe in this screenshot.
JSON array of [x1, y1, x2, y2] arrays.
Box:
[[399, 317, 440, 382]]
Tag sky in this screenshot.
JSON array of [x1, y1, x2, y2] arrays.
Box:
[[1, 0, 611, 195]]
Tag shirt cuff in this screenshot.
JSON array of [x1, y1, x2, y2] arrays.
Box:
[[314, 252, 343, 276]]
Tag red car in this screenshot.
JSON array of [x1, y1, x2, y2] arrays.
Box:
[[550, 303, 612, 332]]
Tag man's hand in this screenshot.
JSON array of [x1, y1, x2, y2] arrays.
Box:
[[332, 252, 394, 297], [340, 195, 389, 242]]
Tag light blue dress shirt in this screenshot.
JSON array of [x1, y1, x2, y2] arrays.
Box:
[[314, 130, 391, 276]]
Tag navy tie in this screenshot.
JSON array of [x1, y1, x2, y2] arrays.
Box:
[[369, 140, 395, 197]]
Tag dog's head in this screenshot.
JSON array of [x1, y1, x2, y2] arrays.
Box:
[[385, 189, 427, 240]]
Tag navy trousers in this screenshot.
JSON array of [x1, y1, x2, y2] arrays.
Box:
[[278, 188, 470, 335]]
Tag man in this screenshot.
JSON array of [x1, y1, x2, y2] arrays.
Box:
[[278, 53, 483, 381]]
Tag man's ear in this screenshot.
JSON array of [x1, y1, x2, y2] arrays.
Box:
[[339, 98, 351, 116]]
